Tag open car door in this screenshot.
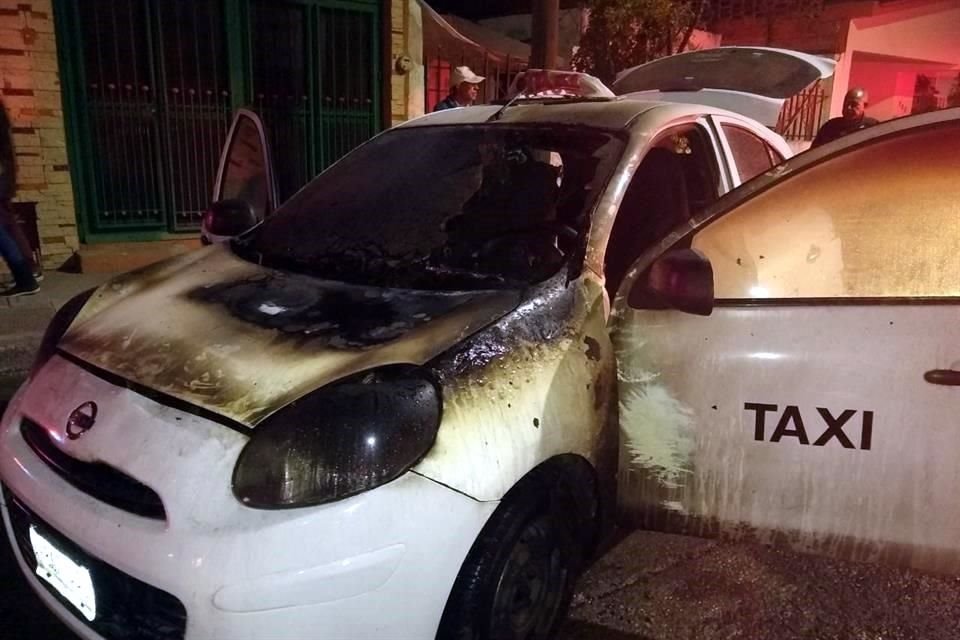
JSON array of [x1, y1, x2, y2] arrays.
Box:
[[614, 47, 835, 127], [203, 109, 278, 244], [610, 112, 960, 576]]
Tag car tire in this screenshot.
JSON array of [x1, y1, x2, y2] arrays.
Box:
[[436, 461, 596, 640]]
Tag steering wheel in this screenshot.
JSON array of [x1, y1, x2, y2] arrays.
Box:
[[473, 222, 578, 275]]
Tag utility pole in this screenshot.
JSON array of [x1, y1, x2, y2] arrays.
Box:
[[530, 0, 559, 69]]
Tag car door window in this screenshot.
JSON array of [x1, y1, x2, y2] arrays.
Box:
[[722, 124, 775, 183], [690, 122, 960, 299], [604, 123, 721, 298], [218, 114, 271, 219], [664, 123, 723, 214]]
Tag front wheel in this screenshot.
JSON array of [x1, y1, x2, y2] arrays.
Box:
[[488, 511, 575, 638], [437, 465, 595, 640]]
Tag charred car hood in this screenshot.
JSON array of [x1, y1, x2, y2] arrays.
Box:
[[59, 246, 522, 427]]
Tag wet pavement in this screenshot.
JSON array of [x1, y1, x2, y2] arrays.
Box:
[[0, 529, 74, 639], [560, 530, 960, 640], [0, 272, 113, 400]]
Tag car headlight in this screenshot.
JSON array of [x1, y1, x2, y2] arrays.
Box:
[[30, 288, 96, 378], [232, 365, 442, 508]]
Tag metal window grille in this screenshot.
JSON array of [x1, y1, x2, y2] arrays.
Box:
[[58, 0, 380, 239], [775, 83, 828, 141], [79, 0, 231, 233], [424, 45, 527, 110], [427, 59, 452, 112]]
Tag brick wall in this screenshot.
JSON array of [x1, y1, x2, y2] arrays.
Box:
[[710, 2, 877, 54], [391, 0, 425, 127], [1, 0, 78, 272]]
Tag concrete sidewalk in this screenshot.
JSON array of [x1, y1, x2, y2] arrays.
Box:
[[0, 271, 115, 399]]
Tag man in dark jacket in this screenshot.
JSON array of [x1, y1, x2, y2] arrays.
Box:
[[811, 87, 879, 148], [0, 98, 39, 297]]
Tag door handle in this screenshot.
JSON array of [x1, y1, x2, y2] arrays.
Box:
[[924, 369, 960, 386]]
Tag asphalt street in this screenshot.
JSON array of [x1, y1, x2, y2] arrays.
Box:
[[560, 531, 960, 640]]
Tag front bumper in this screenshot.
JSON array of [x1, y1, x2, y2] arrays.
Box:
[[0, 355, 497, 639]]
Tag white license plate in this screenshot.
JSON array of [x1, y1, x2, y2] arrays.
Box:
[[29, 526, 97, 621]]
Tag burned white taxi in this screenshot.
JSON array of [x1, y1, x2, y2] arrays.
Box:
[[7, 71, 955, 640]]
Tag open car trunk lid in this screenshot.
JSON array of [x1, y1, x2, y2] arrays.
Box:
[[613, 47, 836, 127]]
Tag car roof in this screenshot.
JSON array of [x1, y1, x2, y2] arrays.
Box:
[[399, 100, 660, 131], [398, 98, 774, 133]]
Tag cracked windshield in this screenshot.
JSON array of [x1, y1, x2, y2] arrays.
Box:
[[237, 126, 623, 290]]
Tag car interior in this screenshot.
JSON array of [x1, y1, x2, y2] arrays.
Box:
[[444, 144, 593, 281], [603, 124, 720, 299]]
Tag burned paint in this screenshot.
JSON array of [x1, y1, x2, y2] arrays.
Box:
[[414, 274, 616, 501], [433, 271, 577, 382], [186, 271, 486, 349], [57, 229, 615, 502], [73, 248, 219, 325], [614, 322, 695, 489], [59, 247, 521, 426], [583, 336, 601, 362]]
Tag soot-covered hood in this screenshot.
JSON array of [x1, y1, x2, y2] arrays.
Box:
[[59, 246, 522, 427]]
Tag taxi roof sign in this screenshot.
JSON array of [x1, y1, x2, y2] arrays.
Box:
[[508, 69, 615, 101]]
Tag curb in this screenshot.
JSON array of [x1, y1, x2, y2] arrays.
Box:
[[0, 330, 42, 406], [0, 272, 113, 405]]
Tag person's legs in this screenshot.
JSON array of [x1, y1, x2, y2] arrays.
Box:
[[0, 199, 40, 277], [0, 222, 39, 295]]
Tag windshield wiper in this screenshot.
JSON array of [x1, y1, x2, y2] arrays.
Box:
[[230, 237, 265, 265], [487, 91, 524, 122]]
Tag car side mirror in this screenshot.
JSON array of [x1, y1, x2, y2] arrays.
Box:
[[628, 248, 714, 316], [201, 199, 258, 245]]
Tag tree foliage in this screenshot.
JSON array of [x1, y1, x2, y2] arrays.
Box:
[[572, 0, 710, 83]]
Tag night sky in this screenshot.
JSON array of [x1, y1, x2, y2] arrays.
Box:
[[425, 2, 530, 19], [425, 1, 581, 20]]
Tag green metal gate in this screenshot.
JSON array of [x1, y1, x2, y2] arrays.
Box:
[[54, 0, 380, 241], [249, 1, 380, 202]]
